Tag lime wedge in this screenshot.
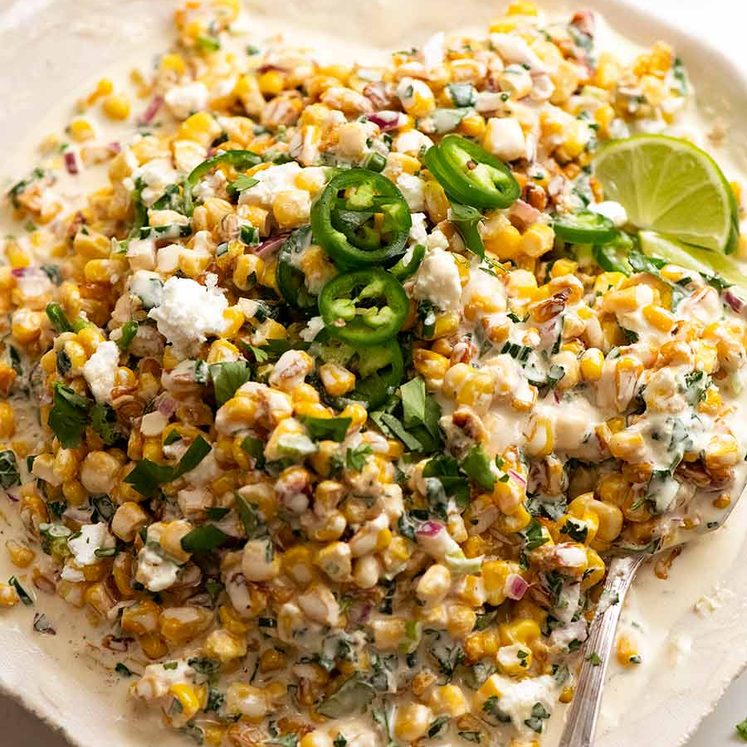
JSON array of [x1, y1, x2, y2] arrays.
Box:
[[594, 134, 739, 254], [639, 231, 747, 287]]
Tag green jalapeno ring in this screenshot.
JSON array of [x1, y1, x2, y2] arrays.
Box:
[[184, 149, 262, 215], [311, 335, 404, 408], [318, 268, 409, 346], [390, 243, 426, 281], [424, 134, 520, 210], [276, 226, 320, 314], [553, 210, 619, 245], [311, 168, 412, 269]]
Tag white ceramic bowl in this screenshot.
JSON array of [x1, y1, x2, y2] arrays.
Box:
[[1, 2, 746, 745]]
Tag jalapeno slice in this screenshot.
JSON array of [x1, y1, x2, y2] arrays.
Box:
[[424, 134, 520, 209], [390, 243, 426, 281], [311, 169, 412, 268], [553, 210, 618, 245], [184, 150, 262, 215], [318, 268, 408, 346], [592, 232, 637, 274], [276, 226, 319, 313], [312, 337, 404, 408]]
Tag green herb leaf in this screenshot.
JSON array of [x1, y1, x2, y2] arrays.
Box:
[[400, 376, 441, 442], [48, 383, 91, 448], [737, 719, 747, 742], [124, 459, 173, 498], [585, 651, 602, 666], [206, 506, 230, 520], [266, 736, 298, 747], [187, 657, 221, 676], [9, 575, 33, 605], [521, 518, 549, 551], [117, 321, 139, 351], [317, 675, 375, 718], [345, 444, 373, 471], [226, 175, 259, 198], [235, 493, 260, 538], [172, 435, 212, 479], [90, 403, 121, 445], [115, 662, 133, 677], [45, 302, 73, 333], [370, 411, 423, 451], [0, 450, 20, 490], [240, 435, 265, 468], [164, 429, 181, 446], [209, 360, 252, 406], [460, 445, 496, 491], [181, 524, 230, 553], [449, 202, 485, 258], [301, 416, 351, 443]]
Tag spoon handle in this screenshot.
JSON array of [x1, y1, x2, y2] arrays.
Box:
[[558, 553, 646, 747]]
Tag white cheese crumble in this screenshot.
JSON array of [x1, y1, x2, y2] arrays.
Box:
[[82, 340, 120, 403], [240, 162, 302, 208], [136, 544, 181, 592], [164, 82, 209, 120], [497, 674, 555, 731], [412, 247, 463, 312], [483, 117, 526, 161], [68, 523, 115, 566], [396, 173, 425, 211], [133, 158, 179, 207], [589, 199, 628, 227], [148, 274, 228, 354]]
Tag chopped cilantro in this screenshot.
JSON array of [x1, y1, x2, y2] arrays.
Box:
[[301, 416, 351, 442], [209, 360, 252, 406]]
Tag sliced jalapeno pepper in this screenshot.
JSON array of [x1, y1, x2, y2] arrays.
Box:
[[319, 268, 408, 346], [424, 134, 520, 209], [390, 243, 426, 281], [311, 169, 412, 268], [276, 226, 319, 313], [184, 149, 262, 215], [312, 336, 403, 408], [592, 232, 637, 274], [553, 210, 618, 245]]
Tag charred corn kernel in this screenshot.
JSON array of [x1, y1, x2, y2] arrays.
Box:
[[177, 111, 222, 146], [102, 93, 131, 120], [84, 581, 117, 617], [259, 648, 286, 673], [68, 117, 96, 141], [616, 634, 640, 666], [318, 362, 355, 397], [429, 683, 469, 717], [525, 414, 553, 457]]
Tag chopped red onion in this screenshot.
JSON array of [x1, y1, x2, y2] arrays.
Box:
[[156, 395, 177, 417], [253, 233, 290, 258], [137, 96, 163, 126], [10, 267, 26, 278], [107, 142, 122, 155], [416, 520, 444, 538], [368, 111, 406, 132], [508, 469, 527, 487], [723, 289, 746, 315], [64, 151, 79, 175], [4, 489, 19, 503], [363, 82, 392, 110], [509, 199, 541, 228], [504, 573, 529, 600]]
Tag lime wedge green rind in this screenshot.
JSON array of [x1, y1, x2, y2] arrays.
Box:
[[639, 231, 747, 288], [594, 134, 738, 254]]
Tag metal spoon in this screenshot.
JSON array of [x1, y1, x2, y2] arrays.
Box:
[[557, 484, 743, 747]]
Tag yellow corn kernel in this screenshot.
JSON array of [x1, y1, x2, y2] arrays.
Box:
[[339, 403, 367, 431], [6, 539, 34, 568], [616, 633, 641, 667], [579, 348, 604, 382], [524, 414, 553, 457], [608, 430, 646, 462], [518, 223, 555, 258], [177, 112, 222, 146], [393, 703, 432, 742], [550, 258, 578, 278], [642, 304, 675, 333], [68, 117, 96, 142], [318, 362, 356, 397], [12, 309, 44, 345], [704, 434, 741, 471], [475, 673, 504, 707], [170, 683, 206, 721], [413, 348, 450, 382], [459, 113, 487, 139], [204, 628, 248, 663], [0, 583, 20, 607], [0, 402, 15, 439], [429, 684, 469, 717], [581, 547, 605, 590], [233, 253, 263, 291], [273, 190, 311, 230], [481, 560, 511, 606], [101, 93, 131, 120], [258, 70, 285, 96]]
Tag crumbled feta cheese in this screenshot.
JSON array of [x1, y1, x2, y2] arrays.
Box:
[[68, 523, 115, 566], [299, 315, 325, 342], [240, 162, 302, 208], [409, 212, 428, 245], [475, 91, 508, 113], [136, 544, 181, 592], [396, 173, 425, 211], [483, 117, 526, 161], [412, 247, 463, 312], [155, 244, 182, 273], [498, 675, 555, 730], [490, 33, 547, 71], [589, 200, 628, 227], [426, 229, 450, 251], [129, 270, 164, 309], [82, 340, 120, 403], [420, 32, 445, 69], [164, 82, 209, 120], [148, 274, 228, 354], [133, 158, 179, 206], [15, 268, 53, 299], [140, 410, 169, 437]]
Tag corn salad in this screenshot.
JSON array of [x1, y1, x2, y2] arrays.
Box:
[[2, 1, 747, 746]]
